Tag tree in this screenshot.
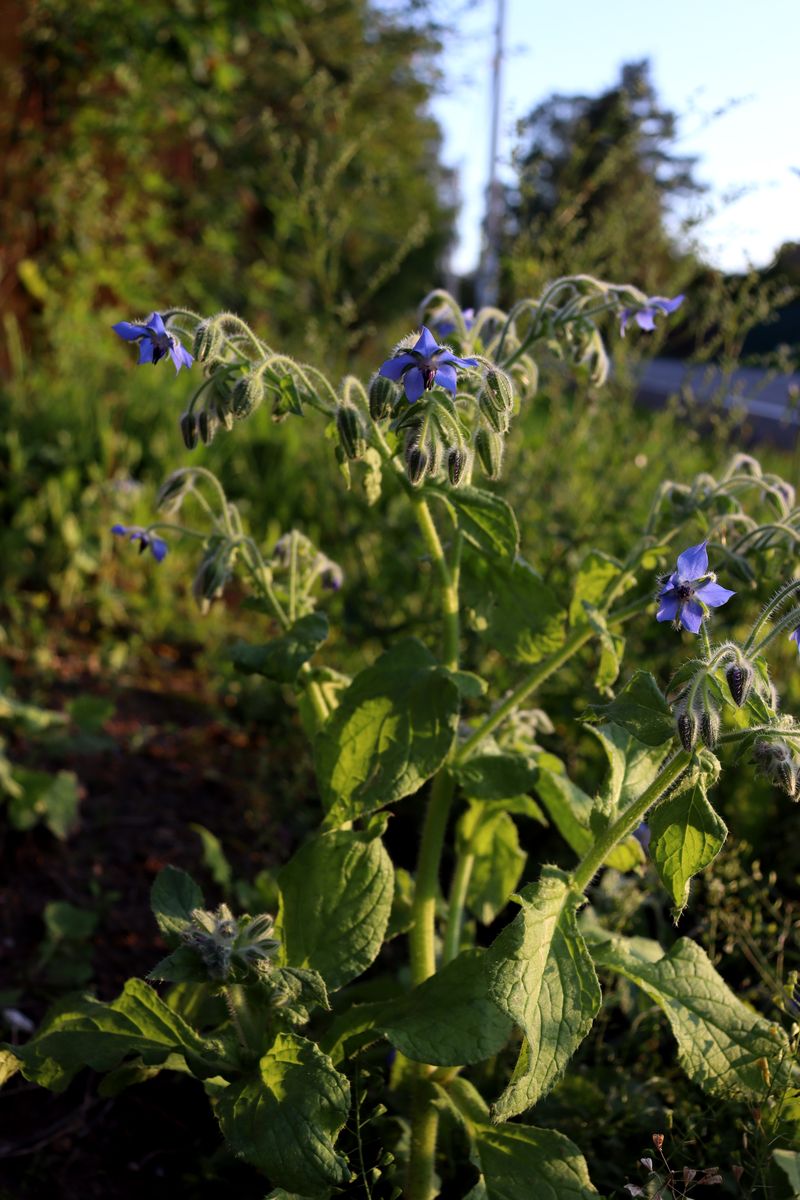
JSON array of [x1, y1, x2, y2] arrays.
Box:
[[500, 60, 704, 300]]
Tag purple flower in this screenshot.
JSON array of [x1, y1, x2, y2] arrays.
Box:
[[111, 524, 168, 563], [790, 627, 800, 654], [656, 541, 735, 634], [112, 312, 194, 373], [620, 294, 684, 336], [378, 326, 478, 403], [434, 307, 475, 337]]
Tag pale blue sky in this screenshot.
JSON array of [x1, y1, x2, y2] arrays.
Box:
[[431, 0, 799, 274]]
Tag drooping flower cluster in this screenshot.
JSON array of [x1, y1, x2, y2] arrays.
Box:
[[111, 524, 168, 562], [656, 541, 734, 633]]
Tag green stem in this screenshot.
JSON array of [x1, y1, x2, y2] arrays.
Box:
[[406, 1080, 439, 1200], [442, 850, 475, 965], [572, 750, 691, 893], [744, 579, 800, 652], [411, 494, 459, 670], [750, 604, 800, 656], [410, 771, 456, 986]]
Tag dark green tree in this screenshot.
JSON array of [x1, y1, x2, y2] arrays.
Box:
[[501, 60, 704, 300]]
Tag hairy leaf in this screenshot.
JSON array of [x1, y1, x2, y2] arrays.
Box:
[[462, 808, 527, 925], [589, 671, 674, 746], [150, 866, 204, 947], [436, 484, 520, 561], [230, 612, 329, 684], [450, 752, 538, 800], [463, 552, 566, 664], [474, 1121, 599, 1199], [649, 781, 727, 918]]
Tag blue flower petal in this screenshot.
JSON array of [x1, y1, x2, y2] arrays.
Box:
[[652, 295, 685, 315], [676, 541, 708, 582], [789, 627, 800, 652], [169, 341, 194, 373], [146, 312, 167, 336], [137, 339, 155, 365], [149, 536, 169, 562], [413, 326, 440, 358], [680, 600, 705, 634], [438, 351, 479, 369], [635, 308, 657, 332], [113, 321, 146, 342], [695, 581, 735, 609], [404, 368, 425, 403], [379, 354, 415, 382], [656, 595, 680, 623], [434, 363, 457, 393], [111, 524, 129, 536]]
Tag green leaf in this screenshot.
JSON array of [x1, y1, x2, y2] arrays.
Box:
[[148, 945, 209, 984], [315, 640, 460, 825], [382, 949, 513, 1066], [7, 767, 80, 839], [447, 669, 488, 698], [578, 603, 625, 693], [190, 823, 233, 892], [588, 932, 792, 1101], [569, 549, 626, 626], [649, 782, 727, 918], [276, 828, 393, 991], [474, 1122, 599, 1199], [43, 901, 98, 941], [451, 752, 538, 800], [267, 967, 330, 1025], [589, 671, 674, 746], [9, 979, 224, 1092], [461, 807, 527, 925], [67, 695, 115, 734], [534, 753, 643, 872], [230, 612, 329, 684], [386, 865, 414, 940], [587, 723, 669, 818], [436, 484, 520, 561], [150, 866, 204, 947], [217, 1031, 350, 1195], [486, 868, 601, 1119], [463, 553, 566, 665], [773, 1149, 800, 1192], [319, 1000, 395, 1065], [0, 1048, 20, 1086]]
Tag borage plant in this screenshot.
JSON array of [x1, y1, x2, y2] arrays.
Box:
[[5, 279, 800, 1199]]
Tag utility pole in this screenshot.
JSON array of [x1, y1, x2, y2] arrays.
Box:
[[476, 0, 506, 309]]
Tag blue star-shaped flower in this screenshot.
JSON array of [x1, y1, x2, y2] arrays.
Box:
[[112, 312, 194, 373], [790, 627, 800, 654], [378, 326, 478, 402], [620, 294, 684, 336], [111, 524, 168, 563], [656, 541, 734, 634]]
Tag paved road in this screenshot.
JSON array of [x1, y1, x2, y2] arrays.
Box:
[[637, 358, 800, 446]]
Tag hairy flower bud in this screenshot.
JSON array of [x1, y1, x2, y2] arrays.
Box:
[[406, 446, 428, 486], [192, 545, 231, 614], [193, 319, 222, 363], [232, 372, 265, 420], [700, 707, 720, 749], [484, 368, 514, 413], [368, 373, 397, 422], [198, 408, 219, 446], [479, 392, 511, 433], [726, 662, 753, 707], [447, 447, 467, 487], [676, 709, 698, 751], [156, 470, 189, 516], [180, 410, 199, 450], [336, 404, 367, 460], [474, 427, 503, 480]]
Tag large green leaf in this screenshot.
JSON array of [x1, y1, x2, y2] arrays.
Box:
[[588, 932, 791, 1100], [460, 807, 527, 925], [474, 1122, 599, 1199], [486, 868, 601, 1119], [230, 612, 329, 684], [314, 639, 460, 825], [450, 752, 538, 800], [150, 866, 204, 947], [589, 671, 675, 746], [8, 979, 223, 1092], [382, 949, 513, 1066], [217, 1032, 350, 1195], [276, 828, 393, 991], [534, 753, 643, 873], [587, 723, 669, 818], [463, 552, 566, 664], [649, 781, 727, 918], [569, 549, 627, 626], [435, 484, 520, 561]]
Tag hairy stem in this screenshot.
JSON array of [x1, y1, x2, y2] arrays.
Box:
[[442, 849, 475, 965]]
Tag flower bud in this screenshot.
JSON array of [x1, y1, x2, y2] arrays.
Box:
[[447, 448, 467, 487], [726, 662, 753, 708], [368, 374, 397, 422], [232, 372, 265, 420], [212, 394, 235, 431], [676, 709, 698, 751], [198, 408, 219, 446], [484, 368, 514, 414], [700, 707, 720, 749], [406, 446, 428, 486], [180, 410, 199, 450], [336, 404, 367, 460], [479, 392, 510, 433], [426, 439, 443, 477], [474, 428, 503, 480], [156, 470, 189, 516], [193, 319, 222, 363], [192, 545, 231, 615]]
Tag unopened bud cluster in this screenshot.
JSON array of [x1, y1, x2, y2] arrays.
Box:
[[753, 739, 800, 800], [181, 904, 280, 980]]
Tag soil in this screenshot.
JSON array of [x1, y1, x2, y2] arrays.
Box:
[[0, 635, 317, 1198]]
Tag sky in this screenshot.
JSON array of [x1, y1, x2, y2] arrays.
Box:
[[430, 0, 799, 275]]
